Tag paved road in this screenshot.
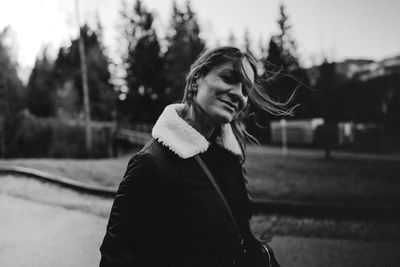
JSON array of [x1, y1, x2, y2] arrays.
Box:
[[1, 175, 400, 267], [0, 193, 107, 267], [0, 175, 111, 267]]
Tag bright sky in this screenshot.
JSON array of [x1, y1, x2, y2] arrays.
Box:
[[1, 0, 400, 79]]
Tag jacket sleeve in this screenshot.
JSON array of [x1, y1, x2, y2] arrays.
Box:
[[99, 152, 160, 267]]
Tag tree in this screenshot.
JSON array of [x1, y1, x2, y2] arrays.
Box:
[[26, 47, 56, 117], [261, 4, 310, 118], [247, 4, 312, 143], [164, 0, 205, 102], [119, 0, 165, 124], [54, 24, 115, 121], [316, 61, 338, 159], [0, 26, 26, 157], [348, 74, 400, 150], [0, 26, 25, 115], [383, 75, 400, 135], [386, 88, 400, 135], [265, 5, 300, 72]]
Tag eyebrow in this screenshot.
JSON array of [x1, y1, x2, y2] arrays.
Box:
[[218, 68, 236, 76]]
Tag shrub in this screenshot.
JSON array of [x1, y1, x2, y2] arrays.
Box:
[[2, 112, 115, 158]]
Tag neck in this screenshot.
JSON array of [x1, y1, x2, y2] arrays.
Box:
[[184, 104, 216, 140]]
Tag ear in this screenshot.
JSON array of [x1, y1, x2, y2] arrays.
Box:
[[192, 79, 199, 91]]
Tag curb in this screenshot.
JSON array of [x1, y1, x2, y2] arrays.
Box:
[[0, 166, 116, 198], [1, 166, 399, 220]]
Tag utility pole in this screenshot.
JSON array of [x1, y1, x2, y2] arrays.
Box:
[[75, 0, 92, 156]]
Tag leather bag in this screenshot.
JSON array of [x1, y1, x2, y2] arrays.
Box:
[[195, 155, 281, 267]]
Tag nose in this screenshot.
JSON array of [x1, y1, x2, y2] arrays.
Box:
[[228, 84, 248, 110]]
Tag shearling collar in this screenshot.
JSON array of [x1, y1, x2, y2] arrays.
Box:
[[152, 104, 242, 159]]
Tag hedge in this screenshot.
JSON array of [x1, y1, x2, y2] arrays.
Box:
[[1, 112, 115, 158]]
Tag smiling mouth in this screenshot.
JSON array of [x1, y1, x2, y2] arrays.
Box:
[[219, 99, 237, 111]]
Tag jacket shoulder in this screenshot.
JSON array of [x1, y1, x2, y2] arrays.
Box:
[[139, 138, 167, 158], [124, 138, 176, 180]]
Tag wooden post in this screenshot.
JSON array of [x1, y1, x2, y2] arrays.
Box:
[[75, 0, 92, 156]]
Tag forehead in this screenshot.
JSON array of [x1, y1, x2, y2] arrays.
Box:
[[210, 58, 255, 84]]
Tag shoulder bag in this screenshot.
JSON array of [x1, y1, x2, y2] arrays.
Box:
[[194, 155, 281, 267]]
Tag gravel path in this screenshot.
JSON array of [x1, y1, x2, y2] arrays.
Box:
[[1, 175, 400, 267]]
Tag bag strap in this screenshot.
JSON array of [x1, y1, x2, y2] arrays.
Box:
[[194, 155, 276, 267], [194, 155, 242, 241]]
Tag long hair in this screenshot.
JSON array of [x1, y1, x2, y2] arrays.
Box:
[[181, 46, 295, 160]]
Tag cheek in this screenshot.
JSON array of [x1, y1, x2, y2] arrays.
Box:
[[195, 90, 213, 110], [196, 85, 217, 103]]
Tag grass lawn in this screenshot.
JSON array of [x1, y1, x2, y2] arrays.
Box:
[[245, 151, 400, 207], [1, 146, 400, 207]]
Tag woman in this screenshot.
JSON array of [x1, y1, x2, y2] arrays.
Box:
[[100, 46, 283, 266]]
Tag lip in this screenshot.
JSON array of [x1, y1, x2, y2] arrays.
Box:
[[218, 99, 237, 111]]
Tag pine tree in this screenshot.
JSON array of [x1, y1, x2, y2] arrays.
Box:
[[120, 0, 164, 124], [26, 47, 56, 117], [0, 26, 25, 115], [164, 0, 205, 102], [263, 4, 300, 74], [54, 24, 115, 121], [261, 4, 311, 118], [0, 26, 26, 157]]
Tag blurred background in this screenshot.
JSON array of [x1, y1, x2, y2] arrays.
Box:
[[1, 0, 400, 157], [1, 0, 400, 266]]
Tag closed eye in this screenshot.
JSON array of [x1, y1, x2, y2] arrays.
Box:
[[218, 70, 240, 84], [219, 75, 249, 97], [219, 74, 235, 84]]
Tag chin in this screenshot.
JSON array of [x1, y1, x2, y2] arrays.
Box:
[[211, 110, 235, 125], [215, 117, 233, 125]]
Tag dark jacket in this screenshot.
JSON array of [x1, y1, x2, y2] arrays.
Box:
[[100, 138, 253, 266], [99, 104, 279, 267]]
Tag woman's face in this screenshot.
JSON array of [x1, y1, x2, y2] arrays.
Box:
[[194, 58, 255, 124]]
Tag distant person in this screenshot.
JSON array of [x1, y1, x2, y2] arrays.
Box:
[[100, 46, 282, 266]]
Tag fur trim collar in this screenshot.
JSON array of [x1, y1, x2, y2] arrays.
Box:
[[152, 104, 242, 159]]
